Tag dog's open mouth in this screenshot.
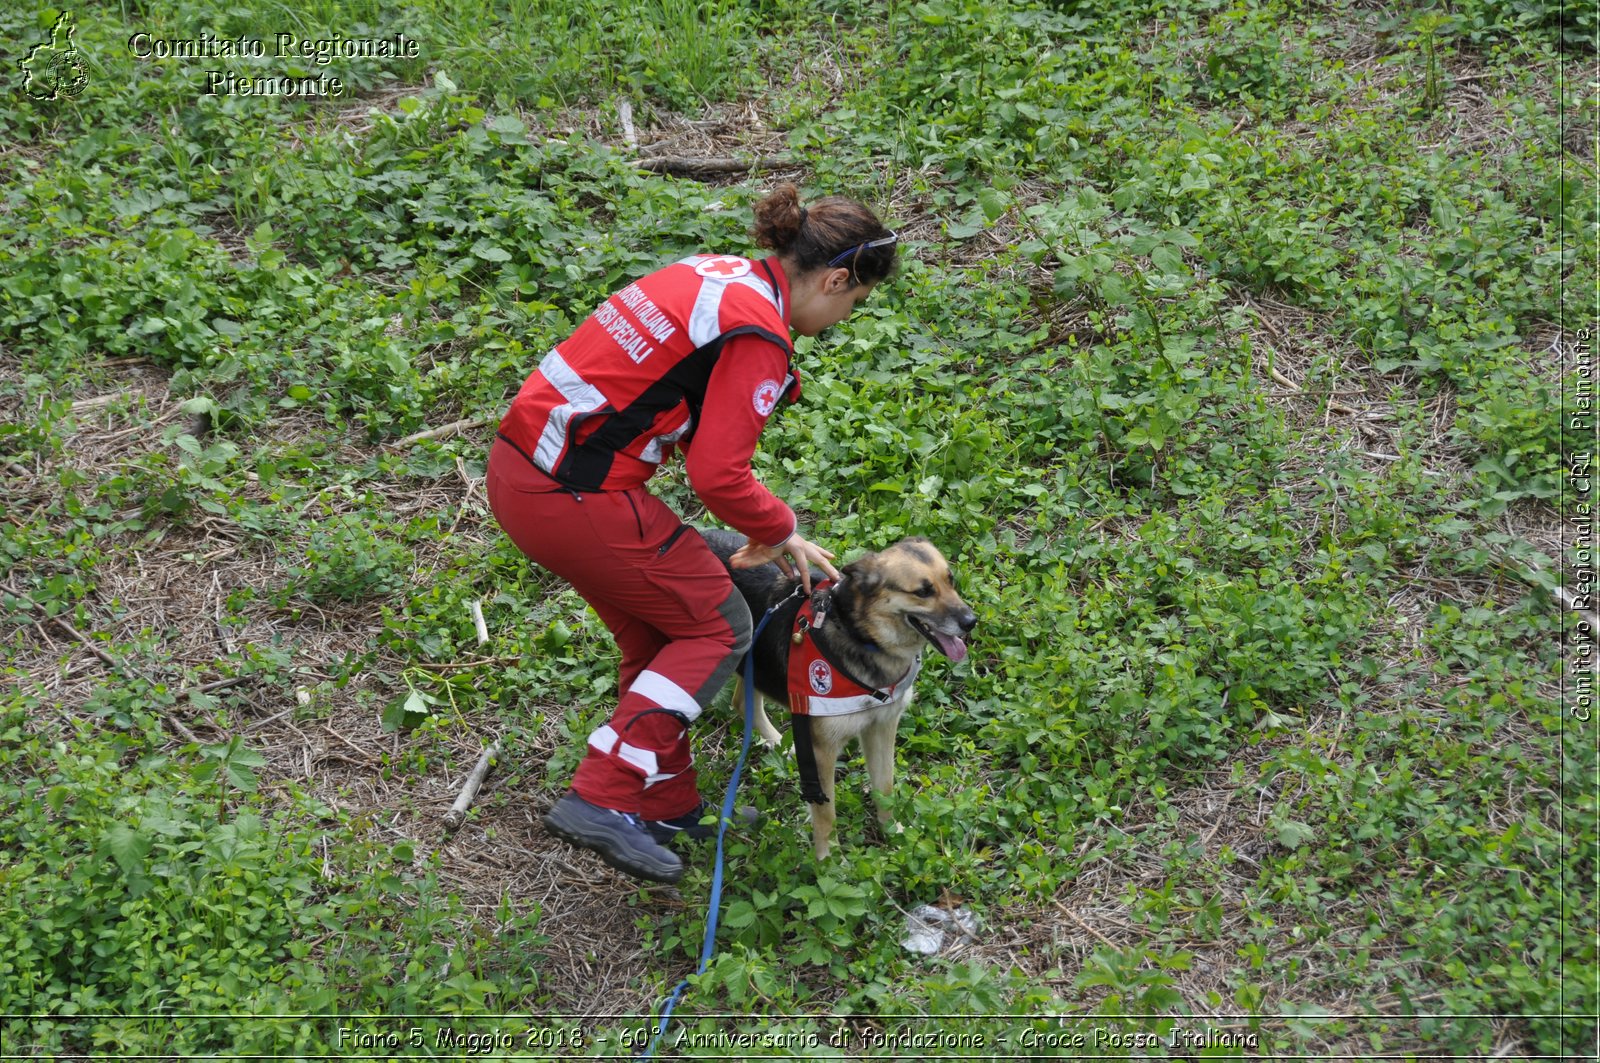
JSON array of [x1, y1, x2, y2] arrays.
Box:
[[909, 615, 969, 662]]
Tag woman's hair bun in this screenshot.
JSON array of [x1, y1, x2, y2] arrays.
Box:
[[749, 184, 896, 287], [751, 183, 805, 252]]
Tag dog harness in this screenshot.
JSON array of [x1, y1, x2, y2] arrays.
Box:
[[787, 582, 921, 804]]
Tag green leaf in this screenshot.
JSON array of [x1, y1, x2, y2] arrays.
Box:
[[230, 745, 267, 769], [246, 222, 276, 251], [101, 823, 152, 874], [158, 232, 190, 263], [1275, 819, 1315, 850], [542, 619, 572, 651], [1097, 273, 1132, 306], [226, 760, 261, 792], [1151, 245, 1186, 275], [382, 689, 435, 732], [472, 239, 513, 263], [978, 188, 1010, 224]]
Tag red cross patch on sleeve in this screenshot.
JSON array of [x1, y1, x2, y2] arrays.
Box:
[[753, 379, 782, 416]]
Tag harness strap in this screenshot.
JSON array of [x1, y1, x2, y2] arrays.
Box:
[[791, 714, 828, 805]]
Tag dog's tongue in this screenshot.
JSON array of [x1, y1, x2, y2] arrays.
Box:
[[931, 630, 969, 662]]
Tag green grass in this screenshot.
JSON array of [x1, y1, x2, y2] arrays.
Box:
[[0, 0, 1595, 1058]]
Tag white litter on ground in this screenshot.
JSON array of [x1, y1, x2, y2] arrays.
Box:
[[901, 904, 980, 955]]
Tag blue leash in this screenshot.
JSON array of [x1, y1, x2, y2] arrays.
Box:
[[636, 600, 785, 1060]]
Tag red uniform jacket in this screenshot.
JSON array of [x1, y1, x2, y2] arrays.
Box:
[[497, 254, 801, 545]]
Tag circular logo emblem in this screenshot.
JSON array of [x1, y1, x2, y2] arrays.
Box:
[[22, 13, 89, 102], [752, 379, 782, 417], [694, 256, 751, 279], [809, 660, 833, 695]]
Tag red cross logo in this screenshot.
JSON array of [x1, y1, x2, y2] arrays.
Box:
[[752, 379, 782, 417], [695, 256, 750, 279], [809, 660, 833, 695]]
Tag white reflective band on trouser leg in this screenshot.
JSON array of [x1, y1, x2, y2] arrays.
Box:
[[587, 724, 622, 755], [630, 669, 703, 722], [587, 724, 682, 788], [623, 743, 681, 788]]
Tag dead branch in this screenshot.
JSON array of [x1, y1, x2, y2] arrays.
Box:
[[1053, 901, 1119, 950], [632, 155, 797, 176], [617, 97, 637, 150], [444, 740, 502, 832], [391, 417, 490, 448], [69, 391, 132, 413]]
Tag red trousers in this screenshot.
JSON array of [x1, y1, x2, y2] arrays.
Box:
[[486, 440, 751, 819]]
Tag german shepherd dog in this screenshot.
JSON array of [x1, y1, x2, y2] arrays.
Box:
[[703, 530, 976, 858]]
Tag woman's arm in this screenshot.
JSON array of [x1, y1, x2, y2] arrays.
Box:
[[685, 334, 840, 591]]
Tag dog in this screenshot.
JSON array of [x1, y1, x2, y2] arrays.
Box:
[[703, 529, 976, 858]]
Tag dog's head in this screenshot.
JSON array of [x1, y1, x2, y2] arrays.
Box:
[[836, 537, 976, 662]]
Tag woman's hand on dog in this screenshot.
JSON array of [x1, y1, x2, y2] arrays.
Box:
[[729, 532, 840, 594]]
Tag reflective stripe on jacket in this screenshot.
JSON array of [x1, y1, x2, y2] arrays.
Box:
[[498, 254, 800, 493]]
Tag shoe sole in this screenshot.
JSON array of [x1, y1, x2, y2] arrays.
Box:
[[543, 806, 683, 884]]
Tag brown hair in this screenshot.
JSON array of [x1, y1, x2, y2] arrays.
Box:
[[751, 183, 896, 286]]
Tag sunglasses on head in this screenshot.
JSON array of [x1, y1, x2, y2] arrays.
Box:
[[826, 230, 899, 270]]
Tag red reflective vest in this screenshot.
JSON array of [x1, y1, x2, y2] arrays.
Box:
[[497, 254, 800, 493]]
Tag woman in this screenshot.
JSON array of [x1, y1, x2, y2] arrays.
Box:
[[487, 184, 898, 883]]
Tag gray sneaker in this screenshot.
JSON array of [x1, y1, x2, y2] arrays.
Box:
[[542, 791, 683, 884]]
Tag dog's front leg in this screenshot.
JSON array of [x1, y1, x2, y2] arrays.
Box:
[[733, 676, 782, 747], [860, 713, 900, 830], [807, 725, 845, 860]]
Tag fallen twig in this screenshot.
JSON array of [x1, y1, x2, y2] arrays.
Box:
[[1053, 901, 1119, 951], [617, 97, 638, 150], [444, 740, 502, 832], [469, 600, 489, 645], [632, 155, 796, 176], [69, 390, 132, 413], [391, 416, 490, 448]]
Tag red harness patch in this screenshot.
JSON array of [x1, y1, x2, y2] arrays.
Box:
[[786, 587, 919, 717], [783, 584, 920, 804]]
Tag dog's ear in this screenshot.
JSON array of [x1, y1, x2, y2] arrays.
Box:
[[841, 555, 883, 595]]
